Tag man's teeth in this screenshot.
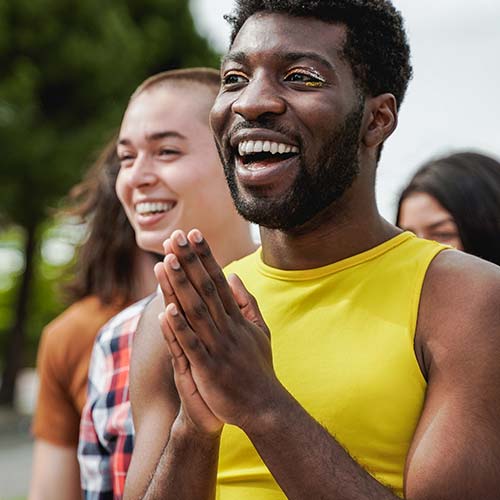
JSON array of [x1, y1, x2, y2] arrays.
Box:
[[135, 201, 174, 215], [238, 140, 299, 157]]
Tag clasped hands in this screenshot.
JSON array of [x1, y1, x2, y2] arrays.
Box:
[[154, 228, 280, 437]]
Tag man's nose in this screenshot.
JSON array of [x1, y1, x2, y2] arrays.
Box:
[[128, 153, 158, 188], [232, 74, 286, 121]]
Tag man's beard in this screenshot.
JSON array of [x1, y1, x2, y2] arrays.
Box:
[[221, 102, 364, 231]]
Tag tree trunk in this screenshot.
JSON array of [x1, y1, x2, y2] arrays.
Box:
[[0, 222, 38, 406]]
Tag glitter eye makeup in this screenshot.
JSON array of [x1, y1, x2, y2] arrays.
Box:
[[284, 68, 327, 87], [305, 81, 324, 88]]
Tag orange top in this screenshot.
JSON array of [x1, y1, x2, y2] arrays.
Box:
[[32, 295, 124, 447]]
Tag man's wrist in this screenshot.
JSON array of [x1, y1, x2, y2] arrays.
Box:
[[171, 411, 223, 445], [240, 384, 296, 439]]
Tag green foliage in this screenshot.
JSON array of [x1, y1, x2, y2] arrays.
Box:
[[0, 228, 24, 345], [0, 0, 219, 374], [22, 235, 71, 367], [0, 223, 74, 369]]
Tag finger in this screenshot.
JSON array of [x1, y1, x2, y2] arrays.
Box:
[[172, 365, 199, 404], [170, 230, 230, 328], [165, 302, 210, 366], [153, 262, 179, 306], [159, 311, 188, 373], [165, 262, 220, 358], [164, 252, 217, 351], [188, 229, 241, 317], [227, 273, 270, 339], [162, 312, 212, 421], [163, 237, 173, 255]]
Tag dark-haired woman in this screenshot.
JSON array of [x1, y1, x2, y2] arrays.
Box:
[[397, 151, 500, 266]]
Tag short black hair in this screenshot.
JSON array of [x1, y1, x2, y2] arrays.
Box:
[[396, 152, 500, 266], [225, 0, 412, 108]]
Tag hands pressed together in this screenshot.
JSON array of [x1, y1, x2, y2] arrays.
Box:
[[154, 229, 282, 438]]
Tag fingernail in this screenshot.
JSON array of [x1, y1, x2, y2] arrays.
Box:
[[176, 231, 187, 246], [168, 254, 180, 270], [163, 238, 171, 252], [191, 229, 203, 244], [168, 303, 178, 316], [158, 312, 165, 322]]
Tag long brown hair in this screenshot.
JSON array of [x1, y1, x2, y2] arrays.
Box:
[[63, 137, 141, 305]]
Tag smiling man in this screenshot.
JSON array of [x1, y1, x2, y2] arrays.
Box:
[[125, 2, 500, 500]]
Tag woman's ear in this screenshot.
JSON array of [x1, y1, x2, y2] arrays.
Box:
[[362, 93, 398, 150]]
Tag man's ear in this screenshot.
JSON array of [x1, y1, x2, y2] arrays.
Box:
[[362, 93, 398, 149]]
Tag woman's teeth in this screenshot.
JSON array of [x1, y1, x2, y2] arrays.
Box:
[[135, 201, 174, 215]]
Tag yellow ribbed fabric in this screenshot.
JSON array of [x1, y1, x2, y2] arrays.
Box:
[[216, 232, 447, 499]]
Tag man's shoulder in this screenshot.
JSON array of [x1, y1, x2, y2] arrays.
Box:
[[417, 249, 500, 362], [96, 293, 158, 347], [426, 249, 500, 299]]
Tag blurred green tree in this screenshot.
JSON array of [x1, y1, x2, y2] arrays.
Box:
[[0, 0, 219, 404]]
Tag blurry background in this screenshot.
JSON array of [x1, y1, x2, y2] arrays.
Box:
[[0, 0, 499, 498]]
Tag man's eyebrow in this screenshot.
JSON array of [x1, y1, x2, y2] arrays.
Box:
[[117, 131, 187, 146], [221, 50, 336, 72], [282, 52, 336, 72], [221, 51, 248, 67]]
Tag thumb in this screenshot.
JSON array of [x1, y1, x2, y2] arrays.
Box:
[[227, 273, 270, 339]]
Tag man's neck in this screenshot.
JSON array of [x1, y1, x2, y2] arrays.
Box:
[[259, 191, 400, 271], [210, 223, 258, 268]]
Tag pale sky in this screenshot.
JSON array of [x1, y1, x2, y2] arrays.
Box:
[[189, 0, 500, 220]]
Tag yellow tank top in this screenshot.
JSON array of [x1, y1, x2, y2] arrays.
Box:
[[217, 232, 446, 499]]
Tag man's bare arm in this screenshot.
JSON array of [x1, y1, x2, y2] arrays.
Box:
[[125, 242, 222, 500], [123, 294, 179, 500], [404, 250, 500, 500]]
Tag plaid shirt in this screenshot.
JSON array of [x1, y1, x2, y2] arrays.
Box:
[[78, 294, 156, 499]]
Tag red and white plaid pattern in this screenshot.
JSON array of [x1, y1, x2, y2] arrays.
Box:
[[78, 294, 156, 499]]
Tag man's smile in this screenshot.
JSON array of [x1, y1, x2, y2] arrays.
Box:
[[238, 140, 299, 157], [234, 150, 301, 187], [230, 129, 301, 178]]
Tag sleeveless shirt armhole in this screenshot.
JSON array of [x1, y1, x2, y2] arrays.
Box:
[[408, 243, 450, 384]]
